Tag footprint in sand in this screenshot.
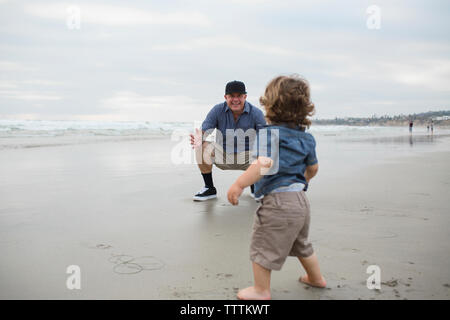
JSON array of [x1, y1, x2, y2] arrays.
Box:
[[215, 273, 233, 280], [408, 193, 430, 197], [372, 231, 398, 239], [381, 278, 398, 287], [342, 248, 360, 253], [82, 242, 113, 250], [360, 206, 373, 213]]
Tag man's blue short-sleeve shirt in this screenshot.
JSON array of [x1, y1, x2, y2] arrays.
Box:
[[201, 101, 266, 153]]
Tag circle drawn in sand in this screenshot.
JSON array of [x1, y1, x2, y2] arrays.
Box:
[[109, 254, 165, 275]]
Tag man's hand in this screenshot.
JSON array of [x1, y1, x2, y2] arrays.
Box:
[[189, 128, 203, 149], [227, 183, 243, 206]]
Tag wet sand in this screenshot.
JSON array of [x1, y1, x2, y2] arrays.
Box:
[[0, 132, 449, 299]]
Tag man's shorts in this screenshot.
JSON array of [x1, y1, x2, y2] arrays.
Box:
[[250, 190, 314, 271], [206, 142, 251, 171]]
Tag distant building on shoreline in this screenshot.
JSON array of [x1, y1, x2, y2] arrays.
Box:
[[312, 110, 450, 127], [433, 116, 450, 121]]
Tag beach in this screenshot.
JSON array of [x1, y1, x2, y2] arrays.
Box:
[[0, 123, 449, 299]]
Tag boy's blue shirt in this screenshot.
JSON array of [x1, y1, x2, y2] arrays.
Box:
[[251, 124, 318, 197]]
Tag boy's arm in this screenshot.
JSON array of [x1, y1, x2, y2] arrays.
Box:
[[227, 156, 273, 205], [304, 163, 319, 183]]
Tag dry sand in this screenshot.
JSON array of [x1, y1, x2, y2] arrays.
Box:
[[0, 133, 449, 299]]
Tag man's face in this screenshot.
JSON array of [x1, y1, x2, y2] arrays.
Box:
[[224, 93, 247, 113]]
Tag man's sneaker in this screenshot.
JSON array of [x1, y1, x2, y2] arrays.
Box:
[[193, 186, 217, 201]]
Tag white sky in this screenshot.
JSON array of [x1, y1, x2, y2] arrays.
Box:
[[0, 0, 449, 121]]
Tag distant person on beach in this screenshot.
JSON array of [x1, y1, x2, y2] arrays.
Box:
[[227, 75, 326, 300], [190, 80, 266, 201], [409, 120, 413, 133], [430, 120, 434, 134]]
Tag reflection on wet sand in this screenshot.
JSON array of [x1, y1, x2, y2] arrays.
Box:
[[347, 133, 444, 146]]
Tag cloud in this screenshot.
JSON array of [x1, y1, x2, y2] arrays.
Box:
[[0, 89, 62, 101], [129, 76, 183, 86], [100, 91, 202, 121], [379, 59, 450, 92], [20, 79, 64, 86], [24, 3, 211, 27], [0, 81, 18, 89], [0, 79, 64, 87], [151, 35, 295, 56], [2, 1, 448, 120], [0, 61, 37, 72], [0, 77, 65, 102]]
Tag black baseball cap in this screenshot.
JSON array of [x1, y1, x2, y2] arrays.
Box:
[[225, 80, 246, 95]]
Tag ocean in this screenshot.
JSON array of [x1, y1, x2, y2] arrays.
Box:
[[0, 119, 442, 138], [1, 120, 449, 159]]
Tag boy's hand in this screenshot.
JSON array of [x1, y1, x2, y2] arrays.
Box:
[[227, 183, 243, 206]]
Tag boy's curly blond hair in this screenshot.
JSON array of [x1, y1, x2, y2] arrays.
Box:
[[259, 74, 315, 128]]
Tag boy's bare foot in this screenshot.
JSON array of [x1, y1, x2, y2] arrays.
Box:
[[237, 286, 271, 300], [299, 275, 327, 288]]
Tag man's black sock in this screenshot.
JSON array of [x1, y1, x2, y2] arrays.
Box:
[[202, 172, 214, 188], [250, 184, 255, 194]]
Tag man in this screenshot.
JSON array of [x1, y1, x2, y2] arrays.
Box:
[[190, 80, 266, 201]]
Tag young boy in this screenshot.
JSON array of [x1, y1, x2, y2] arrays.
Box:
[[227, 75, 326, 300]]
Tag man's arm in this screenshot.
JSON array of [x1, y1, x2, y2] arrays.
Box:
[[190, 105, 219, 148], [202, 105, 219, 132]]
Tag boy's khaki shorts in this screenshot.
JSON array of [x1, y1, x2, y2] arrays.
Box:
[[250, 191, 314, 271], [206, 142, 251, 171]]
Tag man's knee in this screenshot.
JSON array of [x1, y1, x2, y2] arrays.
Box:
[[202, 141, 215, 156], [201, 141, 210, 149], [197, 141, 214, 165]]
